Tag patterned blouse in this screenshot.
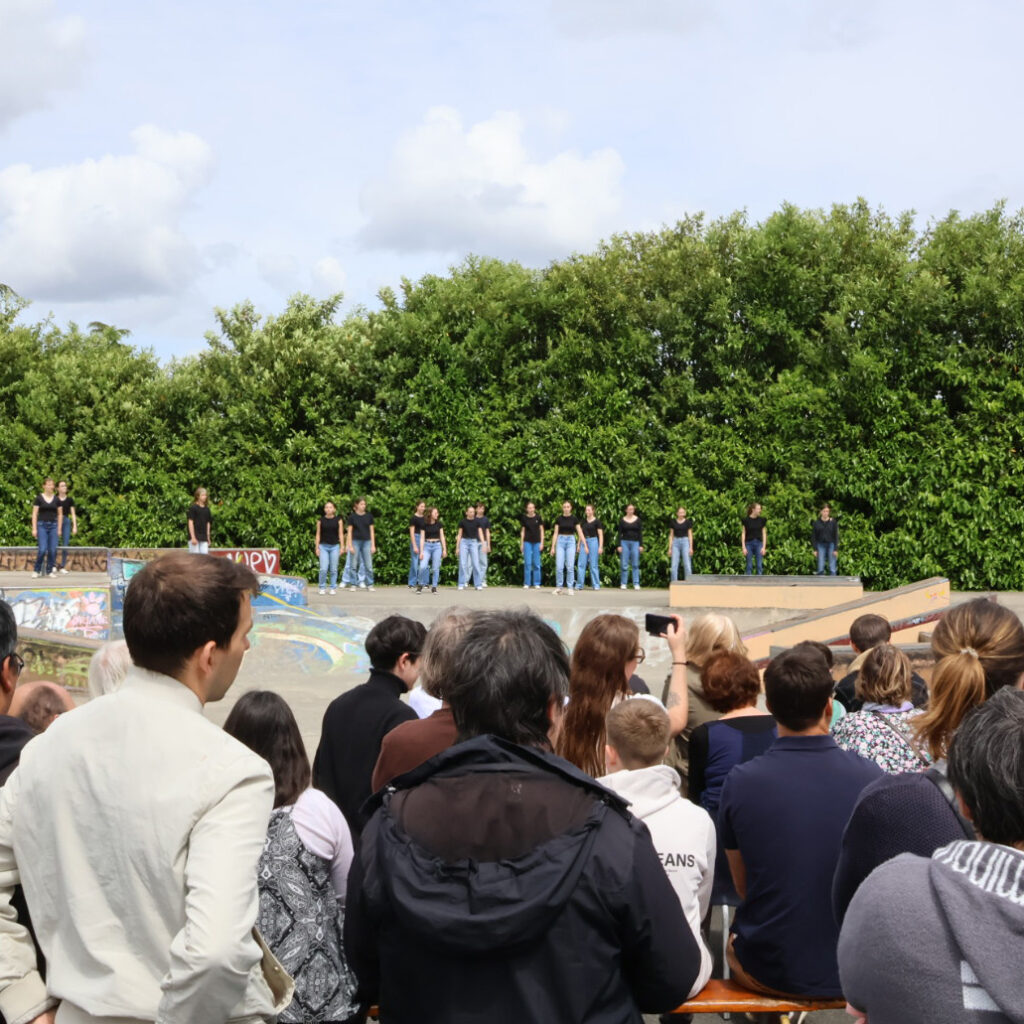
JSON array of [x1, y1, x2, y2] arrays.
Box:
[[831, 706, 930, 775]]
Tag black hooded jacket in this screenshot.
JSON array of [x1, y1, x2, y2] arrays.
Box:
[[345, 735, 701, 1024]]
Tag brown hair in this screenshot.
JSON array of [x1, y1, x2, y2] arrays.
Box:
[[16, 685, 66, 733], [687, 613, 747, 671], [849, 614, 891, 652], [856, 644, 911, 707], [701, 651, 761, 713], [557, 614, 637, 777], [123, 552, 259, 678], [606, 698, 670, 769], [914, 599, 1024, 761]]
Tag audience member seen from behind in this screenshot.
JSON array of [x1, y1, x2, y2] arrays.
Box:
[[313, 615, 426, 839], [600, 697, 715, 997], [839, 689, 1024, 1024], [0, 601, 35, 785], [0, 553, 292, 1024], [225, 690, 361, 1024], [346, 610, 702, 1023], [664, 612, 748, 796], [834, 613, 928, 711], [831, 644, 930, 774], [687, 651, 777, 903], [15, 685, 66, 734], [718, 644, 882, 999], [87, 638, 132, 698], [558, 613, 688, 777], [832, 598, 1024, 923], [371, 608, 474, 790]]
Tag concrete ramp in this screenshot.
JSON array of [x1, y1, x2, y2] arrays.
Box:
[[671, 574, 863, 611]]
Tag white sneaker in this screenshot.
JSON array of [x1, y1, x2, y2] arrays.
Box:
[[567, 589, 575, 596], [634, 585, 641, 590], [49, 569, 58, 577], [358, 582, 367, 590], [620, 584, 627, 590], [59, 567, 69, 575], [523, 585, 530, 590], [458, 585, 466, 590], [367, 585, 376, 592], [329, 588, 336, 596], [481, 582, 487, 588], [553, 588, 562, 595], [318, 587, 326, 595], [31, 571, 40, 579], [475, 586, 482, 591]]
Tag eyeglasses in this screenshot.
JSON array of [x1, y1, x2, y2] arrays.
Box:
[[5, 653, 24, 676], [634, 649, 646, 664]]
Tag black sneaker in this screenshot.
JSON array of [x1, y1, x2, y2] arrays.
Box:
[[416, 585, 423, 594], [431, 586, 437, 594]]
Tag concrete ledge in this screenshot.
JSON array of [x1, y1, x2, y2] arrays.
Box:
[[671, 574, 863, 610]]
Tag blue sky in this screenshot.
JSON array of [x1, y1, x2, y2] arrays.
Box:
[[1, 0, 1022, 359]]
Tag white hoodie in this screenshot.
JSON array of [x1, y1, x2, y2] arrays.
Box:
[[599, 764, 715, 995]]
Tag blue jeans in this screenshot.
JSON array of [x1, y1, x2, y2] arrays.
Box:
[[59, 517, 72, 569], [523, 542, 541, 587], [318, 544, 340, 587], [188, 541, 209, 554], [745, 539, 764, 575], [408, 538, 420, 586], [478, 544, 488, 582], [459, 539, 482, 587], [816, 543, 837, 576], [419, 540, 442, 587], [620, 540, 640, 587], [350, 540, 374, 585], [576, 538, 600, 589], [671, 537, 692, 582], [34, 522, 57, 574], [555, 535, 576, 588]]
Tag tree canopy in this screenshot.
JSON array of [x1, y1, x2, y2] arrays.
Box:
[[3, 199, 1023, 590]]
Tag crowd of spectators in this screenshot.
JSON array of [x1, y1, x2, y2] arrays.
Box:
[[0, 570, 1020, 1023]]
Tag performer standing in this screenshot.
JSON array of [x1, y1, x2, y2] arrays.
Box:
[[408, 501, 426, 589], [549, 501, 583, 595], [56, 480, 77, 574], [31, 477, 61, 578], [812, 504, 839, 576], [345, 498, 376, 591], [417, 507, 447, 594], [576, 504, 604, 591], [519, 502, 544, 589], [616, 503, 643, 590], [668, 507, 694, 582], [315, 500, 342, 595], [475, 502, 491, 588], [186, 486, 212, 554], [740, 502, 767, 575], [456, 505, 484, 590]]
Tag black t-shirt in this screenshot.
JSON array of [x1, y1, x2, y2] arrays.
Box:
[[33, 495, 59, 524], [409, 514, 425, 535], [582, 518, 603, 539], [459, 518, 483, 541], [520, 514, 543, 543], [319, 516, 341, 545], [57, 496, 76, 518], [742, 516, 766, 543], [618, 518, 643, 543], [348, 511, 374, 541], [476, 515, 491, 536], [422, 521, 443, 541], [554, 515, 579, 535], [671, 519, 693, 538], [187, 503, 212, 541]]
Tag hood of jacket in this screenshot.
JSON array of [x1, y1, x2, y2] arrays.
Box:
[[598, 764, 682, 819], [361, 734, 631, 957], [930, 840, 1024, 1022]]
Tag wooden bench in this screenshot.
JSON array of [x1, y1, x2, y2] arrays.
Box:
[[673, 977, 846, 1015], [368, 979, 846, 1019]]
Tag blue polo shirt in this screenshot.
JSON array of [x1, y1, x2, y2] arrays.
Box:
[[718, 734, 882, 997]]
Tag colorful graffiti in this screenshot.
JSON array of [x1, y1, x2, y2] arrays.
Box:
[[215, 549, 280, 574], [255, 574, 307, 609], [1, 587, 111, 640], [249, 607, 374, 674], [0, 547, 109, 574], [19, 635, 95, 691]]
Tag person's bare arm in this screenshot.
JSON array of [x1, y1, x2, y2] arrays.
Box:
[[726, 849, 747, 900], [662, 614, 689, 735]]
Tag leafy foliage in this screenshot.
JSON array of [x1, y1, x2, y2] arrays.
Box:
[[4, 201, 1024, 589]]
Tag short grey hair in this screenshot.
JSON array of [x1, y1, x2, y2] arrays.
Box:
[[88, 640, 132, 698], [419, 608, 475, 700]]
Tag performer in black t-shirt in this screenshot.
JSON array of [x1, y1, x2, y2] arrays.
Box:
[[315, 501, 342, 595], [408, 501, 426, 589], [576, 504, 604, 590], [616, 504, 644, 589], [31, 477, 62, 578], [519, 502, 545, 589], [475, 503, 491, 588], [56, 480, 77, 573], [456, 506, 485, 590], [187, 487, 212, 555], [345, 498, 376, 590], [741, 502, 767, 575], [550, 501, 584, 594], [416, 507, 447, 593], [811, 505, 839, 576], [667, 507, 694, 582]]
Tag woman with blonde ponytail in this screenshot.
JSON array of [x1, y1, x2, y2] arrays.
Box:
[[833, 598, 1024, 922]]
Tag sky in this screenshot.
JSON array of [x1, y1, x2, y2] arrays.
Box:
[[1, 0, 1022, 360]]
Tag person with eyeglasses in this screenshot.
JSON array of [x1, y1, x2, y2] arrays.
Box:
[[0, 603, 34, 786]]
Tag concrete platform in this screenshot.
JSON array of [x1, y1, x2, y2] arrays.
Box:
[[671, 573, 863, 610]]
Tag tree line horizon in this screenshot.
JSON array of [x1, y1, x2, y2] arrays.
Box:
[[2, 197, 1022, 590]]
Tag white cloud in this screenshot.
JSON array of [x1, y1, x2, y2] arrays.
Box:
[[256, 251, 300, 294], [358, 107, 624, 260], [0, 125, 214, 301], [550, 0, 712, 37], [0, 0, 87, 131], [311, 256, 346, 295]]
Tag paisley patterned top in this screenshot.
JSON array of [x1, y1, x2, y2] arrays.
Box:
[[257, 808, 359, 1023], [831, 707, 930, 775]]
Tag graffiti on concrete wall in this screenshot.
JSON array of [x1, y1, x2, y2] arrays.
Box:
[[0, 587, 111, 640], [255, 574, 307, 609], [215, 549, 281, 574], [0, 547, 110, 573], [247, 607, 374, 675], [19, 636, 94, 691]]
